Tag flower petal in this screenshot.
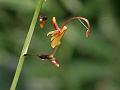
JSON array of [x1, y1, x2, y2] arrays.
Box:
[[51, 58, 60, 67], [47, 31, 56, 36], [51, 35, 56, 41], [52, 17, 60, 30], [51, 29, 66, 48]]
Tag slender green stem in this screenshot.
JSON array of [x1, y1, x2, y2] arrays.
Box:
[[10, 0, 45, 90]]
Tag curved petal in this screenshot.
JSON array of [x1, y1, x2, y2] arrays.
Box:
[[47, 30, 58, 36], [51, 29, 66, 48]]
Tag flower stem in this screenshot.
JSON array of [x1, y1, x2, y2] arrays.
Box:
[[62, 16, 90, 32], [62, 16, 91, 37], [10, 0, 45, 90], [50, 47, 58, 56]]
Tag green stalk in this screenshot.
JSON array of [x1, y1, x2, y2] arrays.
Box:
[[10, 0, 45, 90]]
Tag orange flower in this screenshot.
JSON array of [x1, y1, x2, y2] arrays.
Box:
[[47, 17, 67, 48], [47, 16, 91, 48], [25, 16, 91, 68]]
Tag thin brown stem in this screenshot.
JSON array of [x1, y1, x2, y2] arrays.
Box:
[[49, 47, 58, 57], [61, 16, 91, 34]]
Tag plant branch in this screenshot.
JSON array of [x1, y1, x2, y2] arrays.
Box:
[[10, 0, 45, 90]]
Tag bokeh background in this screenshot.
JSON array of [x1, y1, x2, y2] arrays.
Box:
[[0, 0, 120, 90]]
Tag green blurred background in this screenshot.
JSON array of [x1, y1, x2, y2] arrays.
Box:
[[0, 0, 120, 90]]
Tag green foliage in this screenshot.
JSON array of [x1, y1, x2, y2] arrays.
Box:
[[0, 0, 120, 90]]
